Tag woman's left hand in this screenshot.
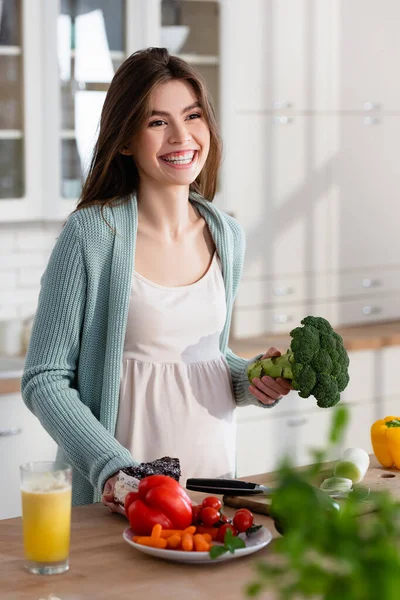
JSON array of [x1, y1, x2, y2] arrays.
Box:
[[249, 347, 293, 406]]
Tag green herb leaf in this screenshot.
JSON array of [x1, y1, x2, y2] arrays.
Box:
[[209, 545, 227, 560], [224, 527, 246, 553]]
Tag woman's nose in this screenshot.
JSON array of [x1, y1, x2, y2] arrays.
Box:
[[168, 122, 192, 144]]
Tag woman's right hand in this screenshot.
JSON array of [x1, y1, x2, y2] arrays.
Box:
[[101, 474, 126, 516]]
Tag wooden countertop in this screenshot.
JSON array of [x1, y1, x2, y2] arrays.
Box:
[[0, 483, 281, 600], [1, 457, 397, 599], [229, 319, 400, 358]]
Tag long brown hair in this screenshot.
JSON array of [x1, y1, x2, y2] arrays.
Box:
[[75, 47, 222, 214]]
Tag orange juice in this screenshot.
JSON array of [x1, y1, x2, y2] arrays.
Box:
[[21, 486, 72, 562]]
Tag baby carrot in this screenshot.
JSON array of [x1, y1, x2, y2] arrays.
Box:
[[151, 524, 163, 539], [196, 526, 219, 540], [181, 532, 194, 551], [193, 534, 210, 552], [160, 526, 196, 538], [202, 533, 212, 544], [166, 534, 181, 549], [133, 536, 167, 549]]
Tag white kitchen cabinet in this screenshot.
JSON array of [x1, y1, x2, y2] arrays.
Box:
[[329, 115, 400, 272], [0, 392, 57, 519], [0, 0, 44, 222], [236, 411, 297, 477], [1, 0, 221, 222], [332, 0, 400, 112], [221, 0, 332, 113]]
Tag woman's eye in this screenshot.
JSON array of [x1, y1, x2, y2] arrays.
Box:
[[187, 113, 201, 120], [149, 120, 166, 127]]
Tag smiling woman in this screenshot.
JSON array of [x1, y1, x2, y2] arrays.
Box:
[[21, 47, 292, 512]]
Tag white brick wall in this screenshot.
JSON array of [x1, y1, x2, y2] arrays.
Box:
[[0, 223, 62, 321]]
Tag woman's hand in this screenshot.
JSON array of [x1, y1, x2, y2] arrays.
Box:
[[249, 347, 293, 405], [101, 473, 126, 516]]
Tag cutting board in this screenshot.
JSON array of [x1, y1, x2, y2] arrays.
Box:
[[223, 460, 400, 517]]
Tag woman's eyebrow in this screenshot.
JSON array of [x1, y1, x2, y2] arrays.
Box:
[[150, 102, 201, 117]]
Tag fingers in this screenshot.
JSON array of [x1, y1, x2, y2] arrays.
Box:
[[249, 375, 292, 406], [260, 347, 281, 360], [101, 496, 126, 516]]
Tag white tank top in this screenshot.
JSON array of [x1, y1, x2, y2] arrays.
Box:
[[115, 252, 236, 485]]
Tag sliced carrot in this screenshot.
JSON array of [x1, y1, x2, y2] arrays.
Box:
[[202, 533, 212, 544], [134, 536, 167, 549], [166, 534, 181, 549], [193, 534, 210, 552], [196, 526, 219, 540], [181, 532, 194, 551]]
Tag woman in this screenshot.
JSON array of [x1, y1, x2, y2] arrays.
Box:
[[21, 48, 291, 512]]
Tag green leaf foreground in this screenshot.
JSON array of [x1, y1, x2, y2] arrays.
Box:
[[245, 404, 400, 600]]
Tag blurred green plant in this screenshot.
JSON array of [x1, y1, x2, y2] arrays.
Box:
[[246, 405, 400, 600]]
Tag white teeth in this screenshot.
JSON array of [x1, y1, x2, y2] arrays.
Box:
[[161, 151, 195, 164]]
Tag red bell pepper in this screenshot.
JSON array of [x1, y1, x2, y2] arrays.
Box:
[[126, 474, 193, 536]]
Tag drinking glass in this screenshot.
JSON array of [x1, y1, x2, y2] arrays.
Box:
[[20, 461, 72, 575]]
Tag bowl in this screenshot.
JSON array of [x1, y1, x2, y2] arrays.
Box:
[[161, 25, 190, 54]]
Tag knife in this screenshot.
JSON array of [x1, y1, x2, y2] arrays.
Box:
[[185, 478, 276, 496]]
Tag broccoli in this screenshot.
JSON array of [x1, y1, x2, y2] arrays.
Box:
[[247, 316, 350, 408]]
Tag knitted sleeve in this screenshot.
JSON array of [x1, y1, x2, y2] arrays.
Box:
[[21, 215, 135, 494], [222, 214, 280, 409]]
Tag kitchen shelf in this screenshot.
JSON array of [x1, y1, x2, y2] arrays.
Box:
[[61, 129, 77, 139], [176, 53, 219, 65], [0, 130, 23, 139], [0, 46, 21, 56], [70, 49, 125, 61]]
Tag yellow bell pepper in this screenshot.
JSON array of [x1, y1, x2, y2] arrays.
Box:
[[371, 416, 400, 469]]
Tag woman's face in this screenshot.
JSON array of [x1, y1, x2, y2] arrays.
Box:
[[123, 79, 211, 188]]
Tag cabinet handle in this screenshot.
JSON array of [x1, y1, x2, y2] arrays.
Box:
[[362, 305, 382, 316], [363, 116, 381, 126], [273, 314, 293, 324], [0, 427, 22, 437], [363, 102, 381, 111], [273, 286, 295, 296], [273, 116, 293, 125], [361, 278, 382, 289], [287, 418, 308, 427], [273, 101, 293, 110]]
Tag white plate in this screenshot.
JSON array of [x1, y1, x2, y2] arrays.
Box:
[[122, 526, 273, 564]]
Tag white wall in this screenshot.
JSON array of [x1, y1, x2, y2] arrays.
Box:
[[0, 222, 61, 321]]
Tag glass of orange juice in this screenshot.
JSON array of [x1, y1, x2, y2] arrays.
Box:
[[20, 461, 72, 575]]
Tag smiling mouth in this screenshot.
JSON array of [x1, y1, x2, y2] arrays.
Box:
[[159, 150, 197, 165]]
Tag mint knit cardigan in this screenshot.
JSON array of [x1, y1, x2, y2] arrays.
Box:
[[21, 194, 272, 506]]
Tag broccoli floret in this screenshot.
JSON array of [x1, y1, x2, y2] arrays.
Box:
[[247, 315, 350, 408]]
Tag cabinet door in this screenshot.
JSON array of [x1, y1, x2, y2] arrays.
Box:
[[0, 393, 57, 519], [221, 0, 332, 112], [0, 0, 43, 222], [236, 414, 297, 477], [227, 114, 331, 277], [333, 0, 400, 111], [330, 116, 400, 271]]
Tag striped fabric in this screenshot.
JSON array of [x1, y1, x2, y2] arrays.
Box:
[[21, 193, 273, 506]]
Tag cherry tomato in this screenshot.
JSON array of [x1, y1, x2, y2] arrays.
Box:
[[201, 496, 222, 511], [233, 509, 254, 533], [124, 491, 139, 514], [191, 504, 202, 524], [216, 523, 238, 543], [234, 508, 254, 519], [200, 506, 220, 527], [219, 513, 231, 524]]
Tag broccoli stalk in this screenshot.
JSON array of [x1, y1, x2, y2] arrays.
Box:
[[247, 316, 350, 408]]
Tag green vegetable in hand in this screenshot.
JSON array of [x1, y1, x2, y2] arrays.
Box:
[[247, 316, 350, 408]]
